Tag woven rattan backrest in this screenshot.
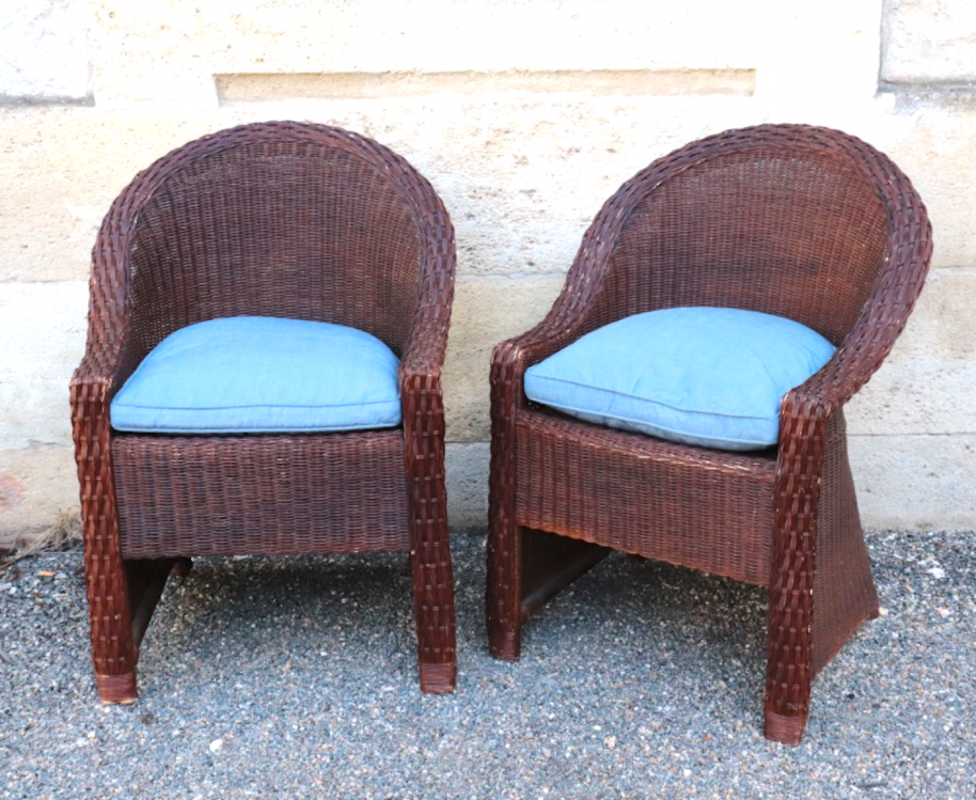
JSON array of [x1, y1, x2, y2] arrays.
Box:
[[581, 126, 901, 346], [118, 126, 429, 358]]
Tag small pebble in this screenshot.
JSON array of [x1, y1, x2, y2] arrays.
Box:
[[0, 532, 972, 798]]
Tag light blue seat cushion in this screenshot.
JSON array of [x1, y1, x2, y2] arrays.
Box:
[[524, 307, 835, 451], [110, 316, 402, 434]]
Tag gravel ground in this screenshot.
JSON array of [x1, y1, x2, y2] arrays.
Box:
[[1, 529, 973, 799]]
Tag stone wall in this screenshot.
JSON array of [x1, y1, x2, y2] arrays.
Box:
[[2, 0, 975, 541]]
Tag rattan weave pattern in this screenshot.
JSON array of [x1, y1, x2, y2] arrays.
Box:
[[71, 121, 457, 700], [112, 433, 411, 558], [486, 124, 932, 744]]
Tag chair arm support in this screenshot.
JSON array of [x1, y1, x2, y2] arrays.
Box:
[[399, 367, 446, 435], [487, 271, 612, 412], [398, 366, 448, 505], [399, 317, 450, 380], [782, 301, 916, 424], [398, 368, 449, 562], [71, 350, 132, 403], [767, 392, 831, 723], [398, 223, 455, 376], [71, 318, 144, 408]]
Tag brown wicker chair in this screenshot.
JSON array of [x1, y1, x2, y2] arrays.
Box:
[[486, 124, 932, 744], [71, 121, 457, 701]]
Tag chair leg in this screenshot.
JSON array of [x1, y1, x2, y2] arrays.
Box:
[[402, 375, 456, 692], [809, 423, 881, 676], [764, 405, 829, 744], [409, 535, 457, 693], [764, 411, 881, 744], [126, 559, 179, 651], [764, 704, 809, 746], [765, 447, 817, 742], [86, 555, 181, 704], [487, 520, 609, 661], [418, 660, 456, 695], [764, 538, 880, 746], [486, 516, 523, 661], [84, 544, 139, 705], [763, 574, 814, 745], [170, 557, 193, 578], [75, 403, 141, 703]]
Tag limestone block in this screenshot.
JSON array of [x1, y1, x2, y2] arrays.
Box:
[[12, 92, 945, 291], [848, 268, 976, 436], [445, 442, 489, 533], [876, 99, 976, 270], [0, 99, 769, 284], [443, 276, 564, 442], [757, 0, 882, 102], [850, 433, 976, 530], [882, 0, 976, 84], [749, 95, 976, 273], [403, 97, 755, 279], [0, 106, 218, 282], [0, 281, 87, 449], [0, 446, 78, 540], [0, 0, 90, 102], [216, 70, 757, 105], [84, 0, 762, 107]]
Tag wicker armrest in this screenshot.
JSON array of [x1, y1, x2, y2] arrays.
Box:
[[780, 351, 874, 430], [782, 236, 932, 424], [399, 267, 455, 382], [70, 256, 143, 404], [490, 238, 624, 403], [71, 352, 123, 398], [489, 324, 580, 417]]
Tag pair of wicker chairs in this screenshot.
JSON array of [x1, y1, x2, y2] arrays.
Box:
[[71, 121, 931, 744]]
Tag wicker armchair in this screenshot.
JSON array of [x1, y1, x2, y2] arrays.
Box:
[[486, 124, 932, 744], [71, 121, 457, 700]]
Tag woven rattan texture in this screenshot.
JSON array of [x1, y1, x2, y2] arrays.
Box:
[[112, 433, 411, 558], [71, 121, 457, 699], [514, 412, 776, 585], [486, 124, 932, 744]]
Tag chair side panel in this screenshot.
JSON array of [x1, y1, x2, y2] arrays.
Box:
[[514, 411, 776, 585], [112, 432, 410, 557], [809, 410, 878, 676]]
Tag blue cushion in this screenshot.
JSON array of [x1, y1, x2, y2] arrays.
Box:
[[524, 307, 835, 451], [110, 316, 402, 434]]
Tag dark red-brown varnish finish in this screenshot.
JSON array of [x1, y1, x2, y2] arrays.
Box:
[[71, 121, 457, 700], [485, 123, 932, 744]]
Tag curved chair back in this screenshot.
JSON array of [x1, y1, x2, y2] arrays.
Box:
[[575, 125, 923, 347], [95, 122, 444, 359]]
